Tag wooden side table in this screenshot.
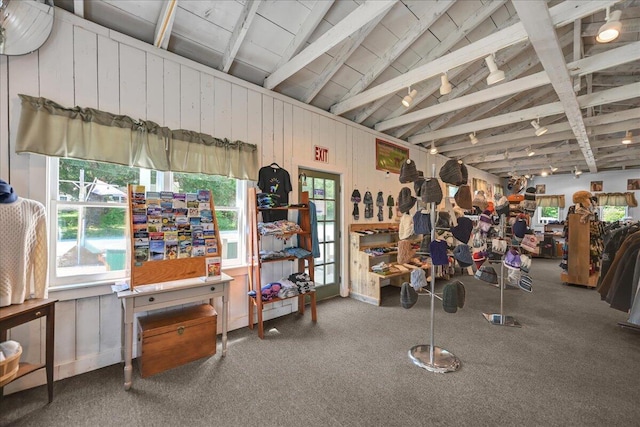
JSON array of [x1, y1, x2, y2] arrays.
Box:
[[0, 298, 57, 403]]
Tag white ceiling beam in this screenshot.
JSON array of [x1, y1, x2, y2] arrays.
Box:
[[329, 0, 618, 116], [338, 0, 456, 102], [376, 40, 639, 132], [409, 86, 640, 144], [154, 0, 179, 50], [373, 1, 512, 125], [219, 0, 262, 73], [264, 0, 397, 90], [513, 0, 597, 172], [274, 0, 335, 70], [582, 17, 640, 36], [74, 0, 84, 18], [301, 12, 386, 103]]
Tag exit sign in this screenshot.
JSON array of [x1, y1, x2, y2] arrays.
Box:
[[314, 145, 328, 163]]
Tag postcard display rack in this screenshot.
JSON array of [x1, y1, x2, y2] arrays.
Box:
[[409, 165, 461, 373], [128, 185, 222, 287]]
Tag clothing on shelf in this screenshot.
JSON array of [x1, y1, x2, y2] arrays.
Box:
[[257, 164, 292, 222]]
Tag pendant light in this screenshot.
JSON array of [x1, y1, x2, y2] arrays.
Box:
[[596, 8, 622, 43], [484, 54, 505, 85], [469, 132, 479, 145], [622, 131, 632, 144], [549, 165, 558, 172], [439, 73, 452, 95], [429, 141, 438, 155], [531, 118, 548, 136], [402, 87, 418, 107], [526, 146, 535, 157]]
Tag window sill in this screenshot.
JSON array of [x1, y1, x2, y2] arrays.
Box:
[[48, 264, 250, 302]]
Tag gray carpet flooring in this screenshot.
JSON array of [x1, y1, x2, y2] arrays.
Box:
[[2, 258, 639, 427]]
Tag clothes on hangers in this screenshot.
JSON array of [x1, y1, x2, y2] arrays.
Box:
[[257, 164, 292, 222]]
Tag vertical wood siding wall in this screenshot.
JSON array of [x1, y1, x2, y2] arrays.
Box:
[[0, 9, 499, 394]]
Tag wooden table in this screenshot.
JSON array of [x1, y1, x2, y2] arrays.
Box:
[[0, 298, 57, 403], [117, 273, 232, 390]]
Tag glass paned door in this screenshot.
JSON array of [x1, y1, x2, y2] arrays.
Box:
[[300, 169, 340, 300]]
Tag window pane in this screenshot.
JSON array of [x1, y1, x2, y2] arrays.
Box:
[[602, 206, 626, 222], [324, 221, 335, 242], [56, 205, 127, 276], [325, 242, 335, 263], [313, 178, 325, 199], [59, 158, 144, 201], [314, 265, 325, 285], [173, 172, 238, 207], [325, 180, 335, 199], [325, 263, 335, 284], [317, 222, 325, 243], [325, 201, 335, 221]]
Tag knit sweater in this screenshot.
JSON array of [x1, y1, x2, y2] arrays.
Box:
[[0, 198, 48, 307]]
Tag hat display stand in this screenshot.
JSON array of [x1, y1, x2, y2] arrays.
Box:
[[409, 165, 461, 373], [482, 214, 522, 327]]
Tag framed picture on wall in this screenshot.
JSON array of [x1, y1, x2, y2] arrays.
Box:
[[628, 179, 640, 190], [536, 184, 546, 194], [375, 138, 409, 174], [590, 181, 603, 192]]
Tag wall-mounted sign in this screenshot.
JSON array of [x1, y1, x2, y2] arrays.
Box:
[[315, 145, 328, 163], [375, 138, 408, 174]]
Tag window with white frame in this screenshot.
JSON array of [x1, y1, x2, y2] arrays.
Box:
[[49, 158, 246, 287], [537, 206, 561, 224], [599, 205, 628, 222]]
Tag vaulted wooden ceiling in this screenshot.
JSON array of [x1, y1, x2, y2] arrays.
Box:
[[57, 0, 640, 178]]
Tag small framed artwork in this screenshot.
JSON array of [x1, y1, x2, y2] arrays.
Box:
[[375, 138, 409, 174], [590, 181, 603, 192], [628, 179, 640, 190], [535, 184, 546, 194]]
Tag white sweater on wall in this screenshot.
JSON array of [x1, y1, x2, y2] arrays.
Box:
[[0, 198, 48, 307]]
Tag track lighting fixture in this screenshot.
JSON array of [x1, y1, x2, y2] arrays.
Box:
[[439, 73, 452, 95], [622, 130, 632, 144], [573, 166, 583, 176], [530, 118, 548, 136], [402, 86, 418, 107], [526, 146, 535, 157], [549, 165, 558, 172], [429, 141, 438, 155], [469, 132, 479, 145], [596, 8, 622, 43], [484, 54, 505, 85]]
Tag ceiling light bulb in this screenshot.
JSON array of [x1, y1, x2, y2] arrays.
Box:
[[541, 171, 549, 177], [429, 141, 438, 155], [526, 146, 535, 157], [469, 132, 479, 145], [622, 130, 632, 144], [531, 119, 548, 136], [596, 9, 622, 43], [402, 88, 418, 107], [439, 74, 452, 95], [485, 54, 505, 85]]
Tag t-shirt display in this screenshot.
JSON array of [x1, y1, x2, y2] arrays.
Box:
[[257, 164, 292, 222]]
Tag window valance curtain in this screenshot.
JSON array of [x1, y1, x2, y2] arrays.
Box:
[[537, 195, 565, 208], [15, 94, 259, 180], [594, 192, 638, 207]]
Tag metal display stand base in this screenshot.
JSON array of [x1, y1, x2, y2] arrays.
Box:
[[482, 313, 521, 327], [408, 344, 461, 373]]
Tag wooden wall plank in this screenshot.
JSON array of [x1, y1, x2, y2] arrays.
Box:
[[54, 300, 77, 365], [97, 35, 120, 114], [163, 60, 181, 129], [119, 45, 147, 119], [99, 294, 121, 352], [200, 73, 215, 136], [231, 84, 248, 142], [261, 95, 274, 164], [73, 26, 98, 109], [273, 99, 284, 164], [76, 296, 100, 357], [214, 78, 232, 139], [146, 53, 164, 124], [283, 103, 294, 174], [180, 65, 200, 131], [0, 56, 7, 179], [247, 90, 262, 150]]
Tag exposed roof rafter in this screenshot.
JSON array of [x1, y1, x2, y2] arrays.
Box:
[[219, 0, 262, 73]]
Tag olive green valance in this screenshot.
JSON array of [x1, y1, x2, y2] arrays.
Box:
[[536, 195, 566, 208], [594, 192, 638, 207], [15, 94, 259, 180]]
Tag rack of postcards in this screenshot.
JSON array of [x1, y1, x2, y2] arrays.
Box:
[[128, 185, 222, 288]]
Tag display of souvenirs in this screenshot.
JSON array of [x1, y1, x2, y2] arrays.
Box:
[[130, 186, 218, 262]]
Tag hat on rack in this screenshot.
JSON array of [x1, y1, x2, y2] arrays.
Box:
[[399, 159, 419, 183], [472, 190, 488, 211], [421, 178, 443, 205], [439, 159, 468, 186], [473, 250, 487, 269], [520, 254, 531, 273], [350, 189, 361, 203], [454, 185, 473, 210], [503, 247, 522, 270], [456, 281, 466, 308], [413, 211, 431, 236], [519, 275, 533, 292], [521, 234, 539, 254], [453, 244, 474, 268], [451, 216, 473, 244], [512, 218, 528, 238], [397, 240, 415, 265], [414, 177, 425, 197], [474, 265, 498, 284], [398, 187, 416, 214], [495, 195, 509, 218], [0, 179, 17, 204], [442, 283, 458, 313], [400, 282, 419, 309], [435, 210, 451, 229], [524, 187, 537, 201]]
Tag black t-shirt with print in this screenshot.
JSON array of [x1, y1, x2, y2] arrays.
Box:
[[257, 165, 292, 222]]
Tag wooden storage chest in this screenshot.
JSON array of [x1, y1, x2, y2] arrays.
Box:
[[137, 304, 217, 378]]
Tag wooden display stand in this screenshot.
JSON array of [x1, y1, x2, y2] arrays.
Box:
[[127, 185, 222, 288], [247, 187, 317, 339], [349, 223, 422, 306], [560, 214, 598, 288]]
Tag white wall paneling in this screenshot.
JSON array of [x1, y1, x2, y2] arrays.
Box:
[[180, 65, 200, 131], [146, 53, 165, 124], [97, 35, 120, 115], [0, 56, 8, 179]]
